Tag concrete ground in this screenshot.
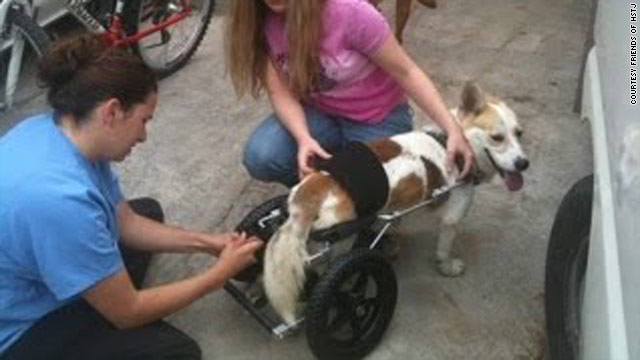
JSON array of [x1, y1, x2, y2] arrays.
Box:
[[1, 0, 594, 358]]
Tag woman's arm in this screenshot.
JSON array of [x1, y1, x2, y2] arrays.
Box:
[[369, 35, 475, 178], [83, 236, 262, 329], [264, 60, 330, 177], [117, 202, 238, 255]]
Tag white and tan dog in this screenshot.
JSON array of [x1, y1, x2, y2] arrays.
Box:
[[263, 83, 529, 324]]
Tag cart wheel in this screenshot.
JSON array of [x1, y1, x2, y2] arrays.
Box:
[[306, 249, 397, 360], [233, 195, 289, 282]]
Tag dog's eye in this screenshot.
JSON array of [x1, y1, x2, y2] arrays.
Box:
[[514, 129, 523, 138], [491, 134, 505, 142]]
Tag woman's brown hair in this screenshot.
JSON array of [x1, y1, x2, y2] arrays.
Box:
[[225, 0, 325, 99], [37, 34, 158, 123]]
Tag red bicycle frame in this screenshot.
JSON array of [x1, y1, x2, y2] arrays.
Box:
[[63, 0, 193, 47]]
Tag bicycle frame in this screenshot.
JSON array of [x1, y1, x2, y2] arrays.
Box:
[[62, 0, 192, 47], [0, 0, 36, 109], [0, 0, 35, 45]]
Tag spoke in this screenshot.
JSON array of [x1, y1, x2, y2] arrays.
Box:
[[326, 292, 354, 333], [351, 272, 369, 298], [350, 316, 364, 334], [362, 298, 381, 318], [140, 9, 155, 23], [327, 308, 350, 333], [160, 36, 170, 66], [350, 298, 380, 336], [171, 21, 186, 53], [140, 0, 156, 22], [136, 0, 209, 68]]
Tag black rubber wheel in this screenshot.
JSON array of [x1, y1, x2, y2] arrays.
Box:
[[233, 195, 289, 282], [6, 9, 50, 54], [306, 249, 397, 360], [122, 0, 215, 78], [545, 175, 593, 360], [1, 7, 50, 112]]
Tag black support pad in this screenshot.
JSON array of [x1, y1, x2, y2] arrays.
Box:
[[314, 141, 389, 217]]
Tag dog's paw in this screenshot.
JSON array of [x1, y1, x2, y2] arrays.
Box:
[[437, 258, 465, 277]]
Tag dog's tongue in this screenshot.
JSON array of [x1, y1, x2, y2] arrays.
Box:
[[504, 171, 524, 191]]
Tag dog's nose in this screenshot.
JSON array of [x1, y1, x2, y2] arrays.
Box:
[[515, 157, 529, 171]]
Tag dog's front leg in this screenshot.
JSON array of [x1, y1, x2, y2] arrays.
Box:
[[436, 185, 473, 276], [395, 0, 412, 43]]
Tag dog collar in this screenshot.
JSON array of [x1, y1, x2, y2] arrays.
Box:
[[424, 129, 448, 148], [424, 130, 483, 185], [483, 147, 503, 177]]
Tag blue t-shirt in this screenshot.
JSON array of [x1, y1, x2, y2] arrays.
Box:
[[0, 114, 124, 354]]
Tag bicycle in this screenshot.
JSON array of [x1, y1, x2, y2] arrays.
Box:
[[0, 0, 50, 112], [1, 0, 214, 113]]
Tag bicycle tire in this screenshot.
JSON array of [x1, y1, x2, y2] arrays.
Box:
[[122, 0, 215, 78], [1, 7, 50, 113]]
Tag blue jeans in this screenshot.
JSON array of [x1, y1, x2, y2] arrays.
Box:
[[243, 103, 413, 187]]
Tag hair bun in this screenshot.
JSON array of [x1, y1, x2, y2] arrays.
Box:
[[37, 34, 109, 89]]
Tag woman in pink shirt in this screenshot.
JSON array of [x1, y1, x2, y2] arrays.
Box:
[[226, 0, 473, 187]]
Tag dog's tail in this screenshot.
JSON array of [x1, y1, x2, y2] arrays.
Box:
[[263, 173, 346, 325]]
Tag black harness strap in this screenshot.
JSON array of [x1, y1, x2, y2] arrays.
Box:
[[425, 129, 483, 184], [425, 130, 448, 148]]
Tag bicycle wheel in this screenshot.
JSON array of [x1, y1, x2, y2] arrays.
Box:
[[0, 7, 50, 113], [123, 0, 215, 78]]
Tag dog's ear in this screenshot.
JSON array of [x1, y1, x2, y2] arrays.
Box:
[[461, 82, 486, 115]]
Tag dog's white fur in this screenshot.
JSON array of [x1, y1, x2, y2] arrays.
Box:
[[263, 83, 529, 324]]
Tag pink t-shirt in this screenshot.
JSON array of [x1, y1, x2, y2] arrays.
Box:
[[264, 0, 406, 123]]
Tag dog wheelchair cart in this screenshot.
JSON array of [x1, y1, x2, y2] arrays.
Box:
[[224, 185, 458, 359]]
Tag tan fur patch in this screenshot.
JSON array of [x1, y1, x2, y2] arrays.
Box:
[[292, 174, 333, 223], [330, 180, 357, 222], [366, 139, 403, 163], [387, 174, 425, 211], [462, 104, 499, 131], [292, 173, 355, 223]]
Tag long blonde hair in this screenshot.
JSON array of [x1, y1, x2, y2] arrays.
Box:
[[225, 0, 326, 99]]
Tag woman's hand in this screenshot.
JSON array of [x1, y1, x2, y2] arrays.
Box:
[[213, 235, 263, 281], [297, 137, 332, 180], [446, 127, 475, 179], [200, 232, 257, 256]]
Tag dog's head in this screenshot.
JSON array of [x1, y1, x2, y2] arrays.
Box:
[[456, 82, 529, 191]]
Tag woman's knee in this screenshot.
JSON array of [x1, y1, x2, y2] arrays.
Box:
[[242, 149, 297, 187], [242, 136, 280, 182], [242, 117, 297, 184]]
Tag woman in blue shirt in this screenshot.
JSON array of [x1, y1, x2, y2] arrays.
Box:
[[0, 34, 262, 360]]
